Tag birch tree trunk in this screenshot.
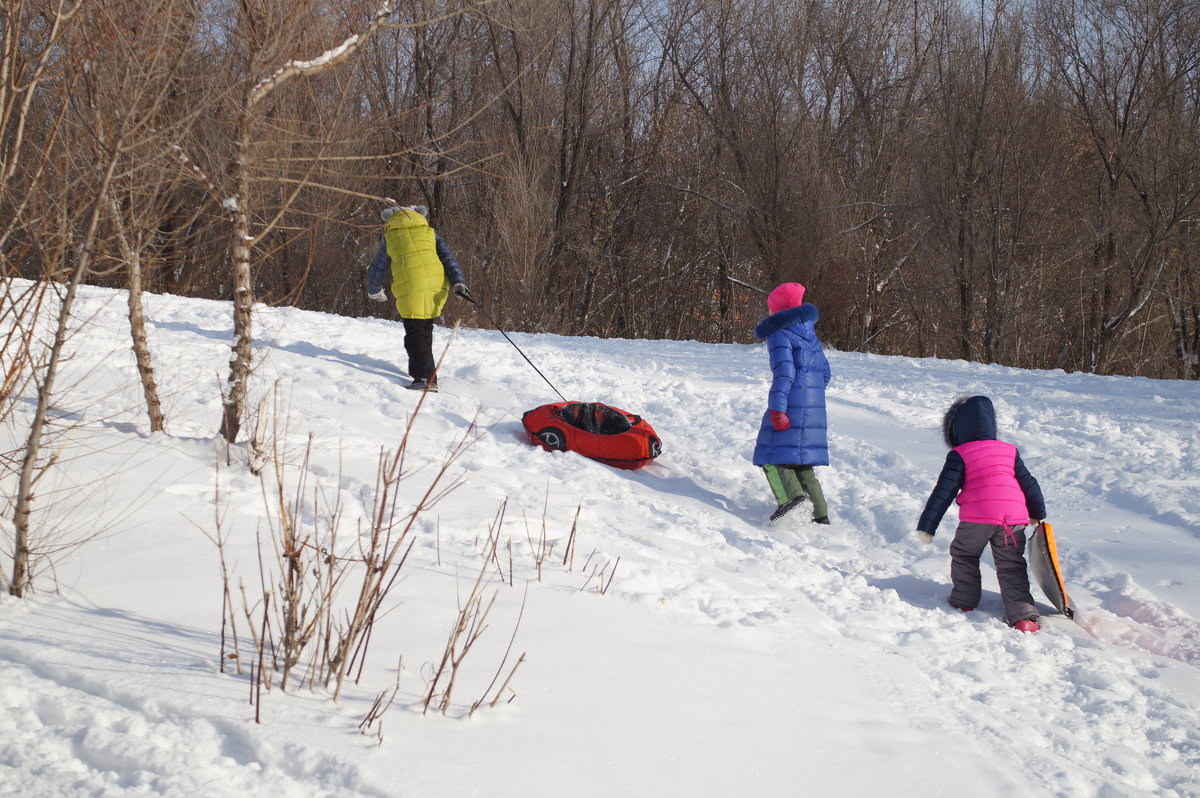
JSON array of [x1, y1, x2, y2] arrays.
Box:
[[127, 257, 166, 433], [12, 154, 122, 596], [219, 104, 257, 444], [218, 0, 398, 443], [108, 190, 165, 432]]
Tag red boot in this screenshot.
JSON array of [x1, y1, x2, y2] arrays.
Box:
[[1013, 619, 1040, 633]]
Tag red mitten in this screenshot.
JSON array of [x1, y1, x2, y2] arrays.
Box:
[[770, 410, 790, 431]]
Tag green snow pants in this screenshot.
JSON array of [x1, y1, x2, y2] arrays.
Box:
[[762, 464, 828, 520]]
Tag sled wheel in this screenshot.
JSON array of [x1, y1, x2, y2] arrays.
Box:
[[536, 426, 568, 452]]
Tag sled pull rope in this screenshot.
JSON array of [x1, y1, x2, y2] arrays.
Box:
[[462, 295, 566, 402]]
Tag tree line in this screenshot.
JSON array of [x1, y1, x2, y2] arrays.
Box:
[[4, 0, 1200, 383]]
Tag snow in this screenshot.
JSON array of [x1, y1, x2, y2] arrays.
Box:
[[2, 282, 1199, 797]]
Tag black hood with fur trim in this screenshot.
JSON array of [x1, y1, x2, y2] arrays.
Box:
[[942, 395, 998, 448]]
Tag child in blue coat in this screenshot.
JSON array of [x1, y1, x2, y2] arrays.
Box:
[[752, 282, 832, 524]]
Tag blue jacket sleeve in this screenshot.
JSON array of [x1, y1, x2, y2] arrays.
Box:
[[1014, 453, 1046, 520], [436, 234, 466, 285], [766, 333, 796, 413], [366, 240, 390, 294], [918, 450, 965, 534]]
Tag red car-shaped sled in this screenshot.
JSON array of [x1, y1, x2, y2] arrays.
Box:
[[521, 401, 662, 470]]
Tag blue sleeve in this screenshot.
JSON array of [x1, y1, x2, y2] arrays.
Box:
[[918, 451, 965, 534], [366, 240, 390, 294], [436, 234, 466, 285], [1014, 453, 1046, 519], [765, 333, 796, 412]]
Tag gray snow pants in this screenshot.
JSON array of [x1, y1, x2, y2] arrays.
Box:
[[948, 521, 1039, 624]]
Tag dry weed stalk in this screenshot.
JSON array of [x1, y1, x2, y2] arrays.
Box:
[[358, 659, 403, 745], [578, 550, 621, 595], [470, 583, 529, 717], [561, 502, 582, 570], [261, 434, 335, 691], [202, 336, 575, 724], [198, 454, 241, 674], [330, 405, 477, 700], [423, 524, 503, 716], [213, 374, 479, 717], [524, 491, 555, 582], [484, 499, 511, 584]]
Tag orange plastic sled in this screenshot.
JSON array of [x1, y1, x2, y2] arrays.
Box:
[[1029, 521, 1075, 619]]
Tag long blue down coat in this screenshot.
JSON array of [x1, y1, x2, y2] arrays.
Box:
[[752, 303, 831, 466]]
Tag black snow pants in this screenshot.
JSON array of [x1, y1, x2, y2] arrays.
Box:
[[401, 317, 436, 382], [948, 521, 1039, 624]]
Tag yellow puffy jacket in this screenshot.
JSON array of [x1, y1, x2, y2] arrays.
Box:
[[383, 208, 449, 320]]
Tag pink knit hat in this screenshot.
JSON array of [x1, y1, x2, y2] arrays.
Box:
[[767, 282, 806, 314]]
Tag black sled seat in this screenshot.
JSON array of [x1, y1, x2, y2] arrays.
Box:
[[557, 402, 633, 435]]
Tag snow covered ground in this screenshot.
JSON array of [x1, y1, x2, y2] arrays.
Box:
[[2, 283, 1198, 797]]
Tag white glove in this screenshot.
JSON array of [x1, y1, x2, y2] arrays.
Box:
[[367, 288, 387, 302], [916, 530, 934, 544]]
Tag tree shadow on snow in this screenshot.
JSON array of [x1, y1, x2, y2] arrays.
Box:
[[13, 598, 215, 667], [149, 319, 405, 381], [268, 339, 403, 381]]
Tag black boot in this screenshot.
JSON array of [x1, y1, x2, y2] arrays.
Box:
[[770, 497, 807, 522]]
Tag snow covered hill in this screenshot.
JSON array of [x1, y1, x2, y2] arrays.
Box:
[[1, 283, 1198, 797]]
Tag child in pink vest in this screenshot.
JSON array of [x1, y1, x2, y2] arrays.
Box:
[[916, 395, 1046, 632]]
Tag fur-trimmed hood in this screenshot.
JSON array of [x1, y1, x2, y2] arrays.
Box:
[[754, 302, 819, 341], [942, 395, 998, 448]]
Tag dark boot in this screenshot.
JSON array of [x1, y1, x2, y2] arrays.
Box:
[[770, 496, 808, 522]]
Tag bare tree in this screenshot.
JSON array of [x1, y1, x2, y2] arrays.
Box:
[[10, 38, 130, 595], [6, 0, 1200, 380], [1038, 0, 1200, 374], [218, 1, 399, 443], [90, 2, 215, 434]]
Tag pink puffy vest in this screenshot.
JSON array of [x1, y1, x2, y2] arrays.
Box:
[[954, 440, 1031, 525]]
